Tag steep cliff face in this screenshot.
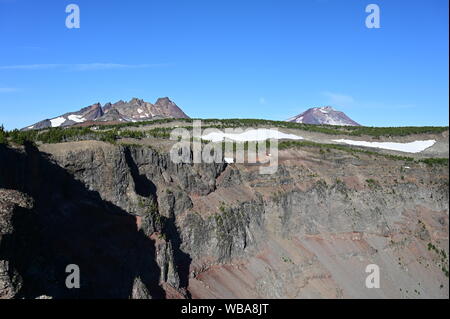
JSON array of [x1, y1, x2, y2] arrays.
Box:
[[179, 155, 448, 298], [0, 141, 448, 299]]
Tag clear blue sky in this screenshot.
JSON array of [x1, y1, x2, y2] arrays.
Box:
[[0, 0, 448, 129]]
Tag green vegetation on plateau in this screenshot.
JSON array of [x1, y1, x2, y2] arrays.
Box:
[[45, 117, 447, 137], [0, 120, 447, 166], [278, 140, 448, 166]]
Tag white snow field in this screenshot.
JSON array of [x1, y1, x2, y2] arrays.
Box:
[[202, 129, 304, 142], [50, 117, 66, 127], [68, 115, 86, 123], [333, 139, 436, 153]]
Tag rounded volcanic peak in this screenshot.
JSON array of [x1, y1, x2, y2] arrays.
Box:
[[287, 106, 360, 126], [315, 106, 335, 112]]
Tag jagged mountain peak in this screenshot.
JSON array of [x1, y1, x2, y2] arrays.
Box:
[[128, 97, 145, 105], [23, 97, 190, 130], [155, 97, 173, 104]]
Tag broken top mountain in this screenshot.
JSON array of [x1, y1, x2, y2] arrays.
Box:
[[24, 97, 189, 130], [287, 106, 361, 126]]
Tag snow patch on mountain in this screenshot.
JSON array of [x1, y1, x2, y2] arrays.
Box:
[[68, 115, 86, 123], [50, 117, 66, 127], [333, 139, 436, 153]]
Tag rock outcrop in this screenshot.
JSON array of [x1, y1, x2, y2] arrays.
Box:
[[0, 140, 448, 299], [23, 97, 190, 130]]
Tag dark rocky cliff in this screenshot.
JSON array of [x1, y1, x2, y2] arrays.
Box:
[[0, 141, 448, 298]]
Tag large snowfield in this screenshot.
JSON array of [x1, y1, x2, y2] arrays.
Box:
[[202, 129, 304, 142], [201, 129, 437, 154], [333, 139, 436, 153]]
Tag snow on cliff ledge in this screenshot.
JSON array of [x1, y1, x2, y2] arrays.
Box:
[[333, 139, 436, 153]]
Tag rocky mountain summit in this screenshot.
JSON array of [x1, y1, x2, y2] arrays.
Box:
[[24, 97, 189, 130], [287, 106, 361, 126]]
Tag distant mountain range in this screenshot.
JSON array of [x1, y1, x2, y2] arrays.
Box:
[[24, 100, 361, 131], [23, 97, 189, 130], [287, 106, 360, 126]]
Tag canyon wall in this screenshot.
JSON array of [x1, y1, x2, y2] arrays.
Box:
[[0, 141, 448, 298]]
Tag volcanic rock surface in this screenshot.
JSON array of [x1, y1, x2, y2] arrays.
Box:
[[0, 129, 448, 299], [287, 106, 361, 126], [23, 97, 189, 130]]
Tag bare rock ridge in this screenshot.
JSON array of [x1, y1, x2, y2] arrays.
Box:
[[24, 97, 190, 130], [287, 106, 361, 126]]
